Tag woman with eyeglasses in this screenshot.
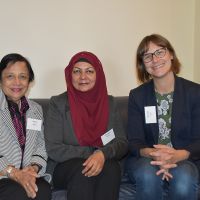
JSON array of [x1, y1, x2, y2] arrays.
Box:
[[125, 34, 200, 199]]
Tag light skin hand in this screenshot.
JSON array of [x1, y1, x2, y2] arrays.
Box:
[[11, 166, 38, 198], [157, 167, 175, 181], [150, 144, 189, 181], [151, 144, 190, 165], [150, 145, 176, 180], [82, 150, 105, 177], [140, 146, 175, 180], [150, 145, 175, 163], [140, 147, 157, 158]]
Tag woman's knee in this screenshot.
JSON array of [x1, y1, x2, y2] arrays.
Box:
[[169, 161, 199, 198], [171, 161, 199, 183], [125, 158, 163, 199], [127, 157, 160, 181], [0, 179, 27, 200], [102, 160, 121, 176], [53, 158, 85, 188], [35, 179, 51, 200]]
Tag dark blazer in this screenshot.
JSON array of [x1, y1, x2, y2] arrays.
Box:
[[0, 89, 48, 178], [127, 76, 200, 168], [44, 92, 128, 175]]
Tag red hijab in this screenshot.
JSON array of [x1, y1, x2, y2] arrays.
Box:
[[65, 51, 109, 147]]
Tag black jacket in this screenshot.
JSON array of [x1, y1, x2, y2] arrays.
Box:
[[127, 76, 200, 169], [45, 92, 128, 175]]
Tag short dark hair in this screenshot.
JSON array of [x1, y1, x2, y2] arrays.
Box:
[[0, 53, 34, 82], [136, 34, 181, 83]]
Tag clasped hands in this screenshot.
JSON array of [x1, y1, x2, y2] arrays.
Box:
[[11, 165, 38, 199], [150, 144, 177, 181], [82, 150, 105, 177]]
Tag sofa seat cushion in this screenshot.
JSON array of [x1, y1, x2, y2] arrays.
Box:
[[119, 173, 136, 200], [51, 190, 67, 200]]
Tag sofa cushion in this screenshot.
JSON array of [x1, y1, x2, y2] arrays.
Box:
[[51, 190, 67, 200], [32, 98, 200, 200]]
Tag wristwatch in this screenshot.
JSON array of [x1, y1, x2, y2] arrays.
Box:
[[6, 166, 14, 178]]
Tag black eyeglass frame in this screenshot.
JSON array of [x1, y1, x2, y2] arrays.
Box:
[[142, 47, 167, 63]]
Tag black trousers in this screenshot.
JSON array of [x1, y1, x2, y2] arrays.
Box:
[[0, 177, 51, 200], [53, 158, 121, 200]]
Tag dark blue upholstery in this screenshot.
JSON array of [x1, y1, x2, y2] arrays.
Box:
[[119, 174, 136, 200], [33, 98, 200, 200], [51, 190, 67, 200]]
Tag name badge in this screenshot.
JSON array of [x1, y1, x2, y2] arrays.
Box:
[[27, 118, 42, 131], [144, 106, 157, 124], [101, 129, 115, 145]]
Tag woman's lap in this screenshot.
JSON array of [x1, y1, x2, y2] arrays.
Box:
[[0, 178, 51, 200], [53, 158, 121, 200], [125, 156, 199, 200]]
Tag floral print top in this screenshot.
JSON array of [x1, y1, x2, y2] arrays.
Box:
[[156, 91, 174, 147]]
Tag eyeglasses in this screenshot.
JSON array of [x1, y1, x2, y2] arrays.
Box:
[[142, 47, 167, 63]]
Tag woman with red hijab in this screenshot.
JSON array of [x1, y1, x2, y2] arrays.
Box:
[[45, 51, 128, 200]]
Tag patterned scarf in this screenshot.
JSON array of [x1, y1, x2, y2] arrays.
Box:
[[7, 96, 29, 151]]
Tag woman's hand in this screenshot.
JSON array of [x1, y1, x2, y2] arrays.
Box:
[[149, 145, 174, 180], [139, 147, 174, 180], [150, 144, 177, 180], [150, 144, 175, 166], [82, 150, 105, 177], [11, 166, 38, 198], [150, 144, 190, 181], [150, 144, 190, 165]]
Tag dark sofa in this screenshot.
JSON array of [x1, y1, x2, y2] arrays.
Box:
[[33, 97, 200, 200]]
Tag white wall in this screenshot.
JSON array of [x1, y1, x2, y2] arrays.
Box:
[[0, 0, 196, 98], [194, 0, 200, 83]]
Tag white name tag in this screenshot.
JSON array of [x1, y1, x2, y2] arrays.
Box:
[[101, 129, 115, 145], [144, 106, 157, 124], [27, 118, 42, 131]]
